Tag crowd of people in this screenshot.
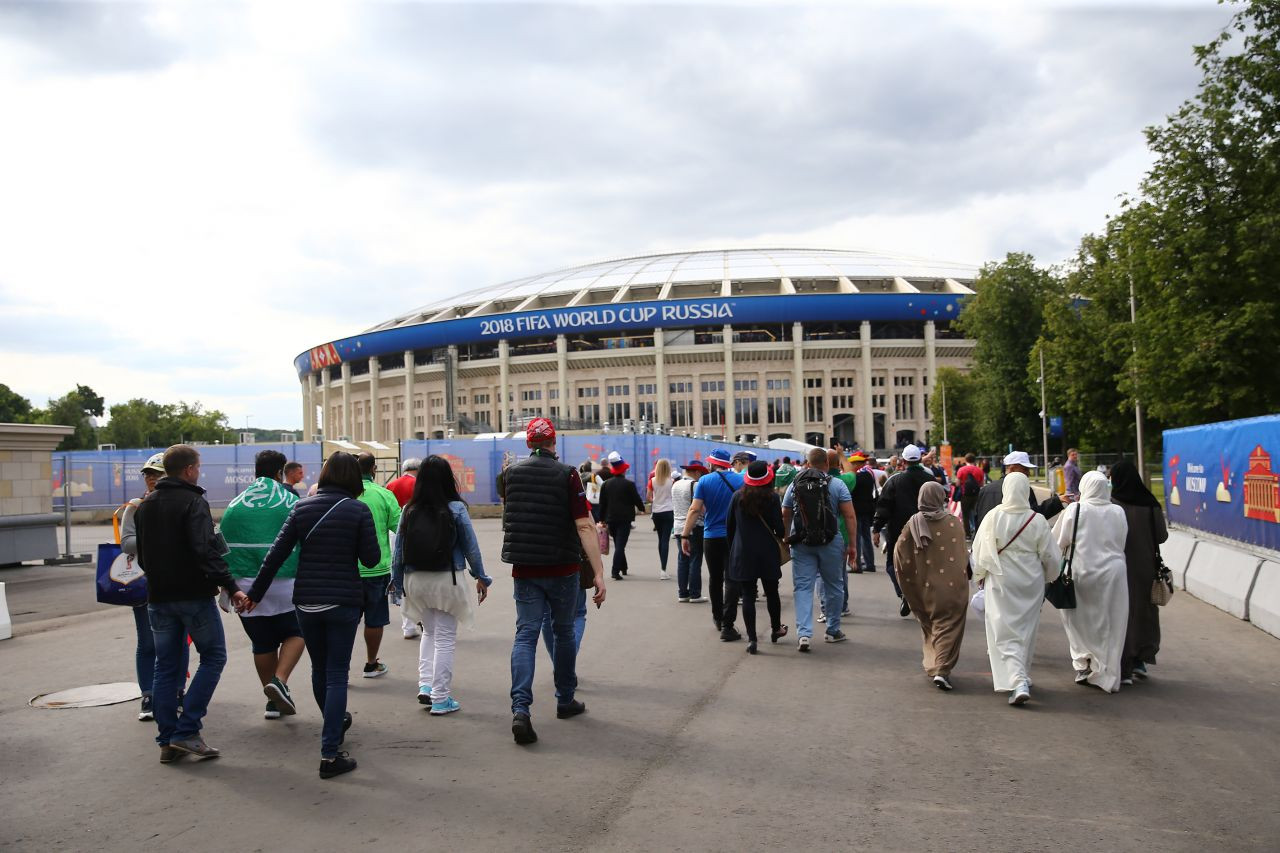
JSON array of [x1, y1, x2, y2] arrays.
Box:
[[120, 419, 1169, 778]]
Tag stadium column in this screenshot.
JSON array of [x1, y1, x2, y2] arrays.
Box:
[[924, 320, 936, 442], [860, 321, 874, 451], [402, 350, 413, 440], [340, 361, 352, 441], [302, 375, 315, 442], [823, 366, 833, 446], [498, 338, 510, 432], [654, 328, 667, 430], [722, 324, 735, 440], [368, 356, 380, 443], [321, 369, 331, 440], [556, 335, 569, 421], [791, 322, 804, 440]]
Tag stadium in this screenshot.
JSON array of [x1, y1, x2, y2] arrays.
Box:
[[294, 248, 978, 452]]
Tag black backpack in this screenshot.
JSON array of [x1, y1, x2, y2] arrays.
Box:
[[790, 469, 838, 546], [960, 468, 981, 498], [402, 505, 458, 578]]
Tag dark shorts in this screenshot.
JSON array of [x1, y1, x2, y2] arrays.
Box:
[[361, 575, 391, 628], [239, 610, 303, 655]]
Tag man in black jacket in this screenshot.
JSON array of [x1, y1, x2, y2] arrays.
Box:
[[596, 456, 647, 580], [135, 444, 249, 763], [972, 450, 1065, 532], [847, 452, 877, 573], [871, 444, 935, 617]]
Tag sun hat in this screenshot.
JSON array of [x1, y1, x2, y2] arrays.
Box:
[[706, 448, 733, 468], [682, 459, 709, 473], [610, 456, 630, 475], [140, 452, 166, 474], [743, 460, 775, 487], [1002, 450, 1037, 468], [526, 417, 556, 444], [848, 452, 868, 464]]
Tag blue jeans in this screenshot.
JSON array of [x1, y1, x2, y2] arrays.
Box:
[[148, 599, 227, 746], [512, 575, 579, 715], [677, 528, 704, 598], [856, 516, 875, 572], [133, 604, 189, 696], [792, 538, 847, 638], [541, 587, 587, 699], [297, 605, 362, 758]]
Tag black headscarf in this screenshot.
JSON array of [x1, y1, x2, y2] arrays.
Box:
[[1109, 459, 1159, 508]]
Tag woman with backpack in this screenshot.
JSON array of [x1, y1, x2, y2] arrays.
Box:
[[391, 455, 492, 716], [724, 460, 789, 655], [249, 451, 381, 778]]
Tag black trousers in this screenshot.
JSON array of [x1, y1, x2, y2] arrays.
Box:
[[725, 578, 781, 641], [608, 521, 632, 577], [703, 536, 729, 628]]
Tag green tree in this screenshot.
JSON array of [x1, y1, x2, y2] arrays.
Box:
[[35, 384, 104, 450], [954, 253, 1055, 452], [171, 402, 229, 445], [101, 399, 229, 449], [1121, 0, 1280, 425], [929, 367, 983, 456], [0, 383, 34, 423]]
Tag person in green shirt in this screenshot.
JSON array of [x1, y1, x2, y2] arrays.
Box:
[[774, 457, 798, 494], [356, 453, 402, 678], [220, 449, 304, 719]]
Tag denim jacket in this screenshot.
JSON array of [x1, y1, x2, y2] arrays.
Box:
[[391, 500, 492, 594]]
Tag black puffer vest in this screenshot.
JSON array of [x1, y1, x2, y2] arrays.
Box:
[[501, 452, 581, 566]]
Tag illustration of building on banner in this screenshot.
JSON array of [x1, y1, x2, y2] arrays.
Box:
[[1168, 455, 1181, 506], [1243, 444, 1280, 523], [1217, 454, 1232, 502]]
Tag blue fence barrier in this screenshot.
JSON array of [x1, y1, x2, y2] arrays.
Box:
[[1163, 414, 1280, 551], [51, 436, 797, 509]]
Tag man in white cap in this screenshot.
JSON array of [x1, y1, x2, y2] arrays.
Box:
[[871, 444, 935, 617], [972, 450, 1065, 531]]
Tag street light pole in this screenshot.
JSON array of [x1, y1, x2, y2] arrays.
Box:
[[1130, 275, 1146, 482], [941, 381, 948, 445], [1039, 347, 1050, 478]]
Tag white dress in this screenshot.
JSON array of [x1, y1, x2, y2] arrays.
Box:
[[1054, 501, 1130, 692], [972, 509, 1061, 692]]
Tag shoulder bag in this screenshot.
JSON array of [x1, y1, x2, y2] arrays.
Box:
[[1150, 506, 1174, 606], [1045, 504, 1079, 609], [753, 510, 792, 566]]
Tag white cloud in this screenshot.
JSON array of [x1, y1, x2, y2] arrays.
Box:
[[0, 1, 1233, 428]]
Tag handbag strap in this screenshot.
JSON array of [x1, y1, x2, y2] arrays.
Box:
[[1148, 504, 1164, 565], [304, 497, 350, 542], [1062, 503, 1082, 578], [997, 512, 1037, 555]]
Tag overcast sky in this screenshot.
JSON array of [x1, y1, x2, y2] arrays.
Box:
[[0, 0, 1233, 431]]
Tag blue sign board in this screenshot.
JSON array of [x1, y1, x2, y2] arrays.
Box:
[[295, 292, 966, 377], [1163, 414, 1280, 552], [1048, 415, 1063, 439]]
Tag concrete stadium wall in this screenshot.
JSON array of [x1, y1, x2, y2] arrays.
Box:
[[1171, 525, 1276, 639]]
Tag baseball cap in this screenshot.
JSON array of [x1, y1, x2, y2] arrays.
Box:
[[140, 452, 166, 474], [848, 452, 868, 464], [1003, 450, 1037, 468], [706, 448, 733, 468], [902, 445, 922, 462], [526, 417, 556, 444], [731, 450, 757, 464]]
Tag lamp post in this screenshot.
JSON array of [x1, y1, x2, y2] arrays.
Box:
[[1038, 347, 1050, 480], [1130, 275, 1146, 482]]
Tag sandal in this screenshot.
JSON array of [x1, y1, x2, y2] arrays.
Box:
[[770, 624, 789, 643]]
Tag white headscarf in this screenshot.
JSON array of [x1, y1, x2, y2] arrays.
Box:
[[1079, 470, 1111, 507], [973, 472, 1035, 578]]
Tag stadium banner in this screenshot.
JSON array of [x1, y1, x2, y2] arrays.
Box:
[[293, 292, 965, 376], [1163, 415, 1280, 551]]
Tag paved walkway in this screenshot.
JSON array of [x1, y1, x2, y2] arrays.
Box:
[[2, 521, 1278, 851]]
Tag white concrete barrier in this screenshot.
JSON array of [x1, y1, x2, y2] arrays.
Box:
[[1163, 529, 1199, 590], [1184, 541, 1262, 621], [0, 582, 11, 640], [1246, 561, 1280, 640]]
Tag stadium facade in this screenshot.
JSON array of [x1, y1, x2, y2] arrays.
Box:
[[294, 248, 978, 452]]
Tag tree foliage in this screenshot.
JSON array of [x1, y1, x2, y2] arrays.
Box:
[[0, 383, 34, 424], [102, 399, 229, 449], [34, 384, 104, 450], [929, 367, 982, 456]]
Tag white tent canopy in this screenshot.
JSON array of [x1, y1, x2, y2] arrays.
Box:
[[766, 437, 821, 454]]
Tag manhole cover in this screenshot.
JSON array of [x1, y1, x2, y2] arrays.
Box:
[[29, 682, 142, 709]]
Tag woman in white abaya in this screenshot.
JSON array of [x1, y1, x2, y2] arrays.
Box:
[[1055, 471, 1130, 693], [971, 473, 1061, 705]]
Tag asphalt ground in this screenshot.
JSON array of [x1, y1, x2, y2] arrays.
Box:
[[1, 520, 1278, 851]]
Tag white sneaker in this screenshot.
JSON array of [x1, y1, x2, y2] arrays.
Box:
[[798, 636, 811, 653], [659, 571, 671, 580], [689, 596, 708, 603], [403, 628, 421, 639], [1009, 682, 1031, 705], [932, 675, 953, 691], [677, 596, 690, 603], [817, 612, 827, 623]]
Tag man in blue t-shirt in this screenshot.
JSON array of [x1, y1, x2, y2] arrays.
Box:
[[680, 448, 744, 639], [782, 447, 858, 651]]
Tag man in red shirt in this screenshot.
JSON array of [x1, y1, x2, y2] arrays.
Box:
[[500, 418, 606, 745], [954, 453, 986, 538], [386, 458, 419, 508]]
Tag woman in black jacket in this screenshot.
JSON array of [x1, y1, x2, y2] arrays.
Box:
[[596, 458, 647, 580], [250, 452, 380, 779], [724, 461, 789, 654]]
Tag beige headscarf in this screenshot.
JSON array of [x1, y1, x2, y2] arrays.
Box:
[[908, 481, 951, 549], [973, 472, 1034, 578]]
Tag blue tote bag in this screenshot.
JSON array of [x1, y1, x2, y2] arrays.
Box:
[[96, 543, 148, 606]]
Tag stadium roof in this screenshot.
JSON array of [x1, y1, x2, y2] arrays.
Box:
[[368, 247, 979, 332]]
